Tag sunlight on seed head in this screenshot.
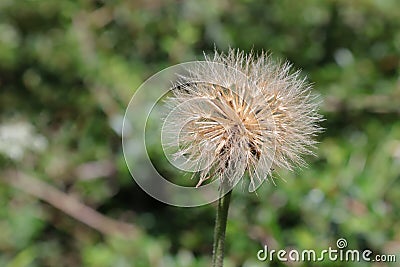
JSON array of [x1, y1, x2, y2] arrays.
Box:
[[162, 49, 323, 192]]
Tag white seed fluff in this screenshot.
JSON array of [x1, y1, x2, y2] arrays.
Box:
[[163, 49, 323, 190]]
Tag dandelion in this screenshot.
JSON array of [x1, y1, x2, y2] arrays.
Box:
[[163, 49, 323, 267], [164, 49, 322, 190]]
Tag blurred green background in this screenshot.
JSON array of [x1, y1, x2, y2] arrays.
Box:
[[0, 0, 399, 266]]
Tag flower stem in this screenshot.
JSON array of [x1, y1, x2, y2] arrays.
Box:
[[212, 189, 232, 267]]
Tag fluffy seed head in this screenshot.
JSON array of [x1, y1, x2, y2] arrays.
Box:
[[163, 49, 322, 191]]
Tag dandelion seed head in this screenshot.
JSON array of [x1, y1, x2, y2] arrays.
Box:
[[163, 49, 323, 191]]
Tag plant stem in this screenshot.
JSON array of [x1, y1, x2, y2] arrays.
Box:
[[212, 189, 232, 267]]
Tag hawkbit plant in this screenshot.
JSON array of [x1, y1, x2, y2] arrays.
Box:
[[164, 49, 322, 267]]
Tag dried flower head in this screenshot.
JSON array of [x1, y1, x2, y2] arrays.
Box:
[[163, 49, 322, 191]]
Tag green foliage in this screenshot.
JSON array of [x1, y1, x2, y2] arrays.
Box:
[[0, 0, 399, 266]]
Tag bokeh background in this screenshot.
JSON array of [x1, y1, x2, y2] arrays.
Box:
[[1, 0, 400, 266]]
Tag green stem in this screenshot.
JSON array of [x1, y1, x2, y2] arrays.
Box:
[[212, 189, 232, 267]]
